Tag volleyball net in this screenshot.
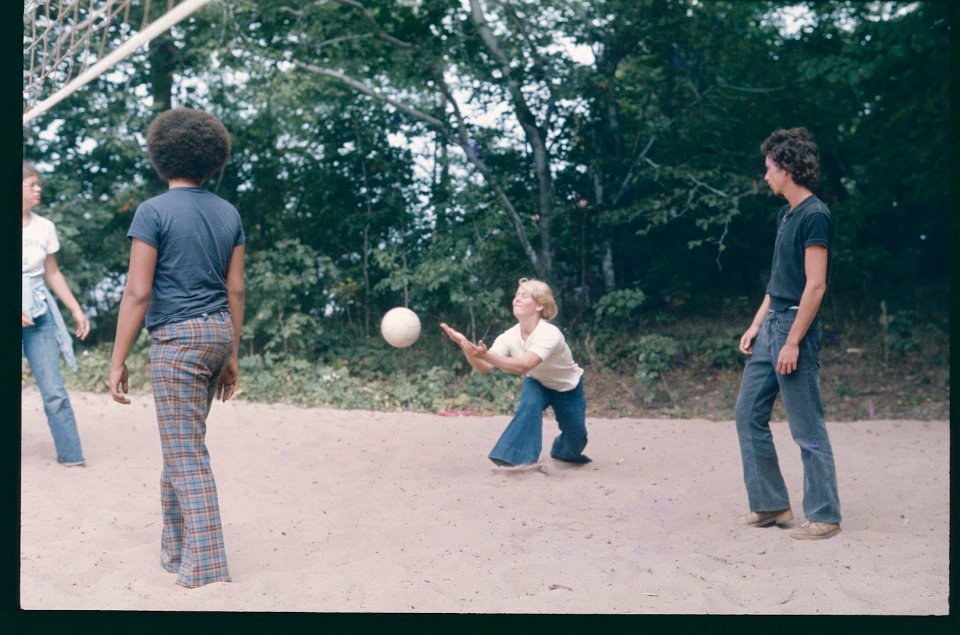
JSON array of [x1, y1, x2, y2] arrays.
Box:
[[23, 0, 213, 125]]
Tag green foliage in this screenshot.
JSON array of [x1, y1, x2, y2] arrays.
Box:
[[238, 356, 380, 409], [247, 353, 519, 414], [880, 309, 922, 360], [244, 239, 335, 357], [632, 334, 680, 383], [45, 336, 522, 415], [23, 305, 947, 421], [21, 0, 948, 416], [595, 288, 646, 323], [690, 333, 743, 370]]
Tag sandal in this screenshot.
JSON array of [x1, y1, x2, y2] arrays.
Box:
[[789, 521, 841, 540], [743, 508, 793, 527]]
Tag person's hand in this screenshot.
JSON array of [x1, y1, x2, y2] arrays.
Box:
[[776, 341, 800, 375], [440, 322, 472, 350], [215, 357, 240, 402], [109, 363, 130, 404], [439, 322, 466, 344], [21, 311, 34, 327], [471, 340, 489, 360], [739, 324, 760, 355], [441, 323, 483, 357], [71, 308, 90, 340]]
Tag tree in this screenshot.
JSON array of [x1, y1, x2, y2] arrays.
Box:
[[22, 0, 949, 354]]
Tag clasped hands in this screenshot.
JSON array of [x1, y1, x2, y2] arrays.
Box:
[[439, 322, 488, 360]]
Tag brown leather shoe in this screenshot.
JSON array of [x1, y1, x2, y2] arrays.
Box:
[[743, 508, 793, 527], [789, 521, 841, 540]]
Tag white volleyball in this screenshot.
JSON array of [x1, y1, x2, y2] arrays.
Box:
[[380, 307, 421, 348]]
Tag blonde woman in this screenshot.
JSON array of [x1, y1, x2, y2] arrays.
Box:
[[441, 278, 590, 467]]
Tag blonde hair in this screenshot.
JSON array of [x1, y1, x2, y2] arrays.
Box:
[[23, 160, 38, 180], [518, 277, 558, 320]]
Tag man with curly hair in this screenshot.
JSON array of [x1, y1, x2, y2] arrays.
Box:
[[109, 108, 245, 586], [734, 127, 841, 540]]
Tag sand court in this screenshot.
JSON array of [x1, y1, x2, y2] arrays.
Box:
[[20, 388, 948, 614]]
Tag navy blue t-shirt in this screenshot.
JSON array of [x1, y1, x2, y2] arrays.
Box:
[[765, 194, 833, 311], [127, 187, 244, 330]]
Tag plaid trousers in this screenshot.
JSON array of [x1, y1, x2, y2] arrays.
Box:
[[150, 311, 233, 588]]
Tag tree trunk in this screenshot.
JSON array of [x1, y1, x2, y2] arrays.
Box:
[[148, 33, 177, 112]]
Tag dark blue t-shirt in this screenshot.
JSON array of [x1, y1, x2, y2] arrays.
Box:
[[127, 187, 244, 330], [765, 194, 833, 311]]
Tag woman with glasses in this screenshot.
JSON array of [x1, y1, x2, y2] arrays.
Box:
[[22, 161, 90, 466]]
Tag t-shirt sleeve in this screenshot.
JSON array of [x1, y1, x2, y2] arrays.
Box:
[[233, 208, 245, 246], [802, 211, 832, 249], [127, 203, 160, 248], [527, 325, 561, 362], [489, 331, 511, 357], [45, 220, 60, 254]]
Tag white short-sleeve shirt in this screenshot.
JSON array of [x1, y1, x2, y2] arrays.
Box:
[[490, 320, 583, 392], [22, 213, 59, 278]]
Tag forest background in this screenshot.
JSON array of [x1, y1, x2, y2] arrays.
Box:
[[21, 0, 950, 420]]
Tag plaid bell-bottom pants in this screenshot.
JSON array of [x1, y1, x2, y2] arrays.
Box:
[[149, 311, 233, 588]]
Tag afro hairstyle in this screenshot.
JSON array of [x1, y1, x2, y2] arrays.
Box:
[[146, 108, 231, 183]]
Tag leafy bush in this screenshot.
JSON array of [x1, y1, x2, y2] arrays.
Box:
[[451, 369, 520, 414], [235, 344, 521, 414], [595, 288, 646, 323], [632, 334, 679, 386], [244, 239, 336, 358], [691, 333, 743, 370], [882, 309, 922, 358]]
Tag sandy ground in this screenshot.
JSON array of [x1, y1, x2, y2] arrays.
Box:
[[19, 388, 949, 615]]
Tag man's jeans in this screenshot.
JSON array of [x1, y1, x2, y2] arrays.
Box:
[[22, 311, 85, 465], [734, 309, 841, 524], [489, 376, 590, 466]]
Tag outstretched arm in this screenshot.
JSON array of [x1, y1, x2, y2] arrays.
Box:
[[109, 239, 157, 404], [473, 343, 542, 376], [440, 322, 494, 374]]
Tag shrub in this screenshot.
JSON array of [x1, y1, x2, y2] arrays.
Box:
[[595, 288, 646, 323], [244, 239, 335, 358], [632, 334, 680, 402], [691, 333, 743, 370]]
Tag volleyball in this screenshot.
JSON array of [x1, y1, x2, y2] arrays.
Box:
[[380, 307, 421, 348]]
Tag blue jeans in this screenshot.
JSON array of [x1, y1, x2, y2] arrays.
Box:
[[22, 311, 85, 465], [735, 310, 840, 524], [489, 376, 590, 466]]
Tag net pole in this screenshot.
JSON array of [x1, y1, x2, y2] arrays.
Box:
[[23, 0, 213, 125]]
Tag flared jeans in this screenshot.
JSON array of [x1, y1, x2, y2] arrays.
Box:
[[734, 309, 841, 524], [489, 376, 590, 466], [150, 311, 233, 587]]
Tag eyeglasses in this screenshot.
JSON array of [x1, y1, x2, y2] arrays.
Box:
[[22, 181, 42, 189]]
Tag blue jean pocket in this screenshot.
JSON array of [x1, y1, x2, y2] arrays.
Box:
[[774, 313, 796, 335]]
